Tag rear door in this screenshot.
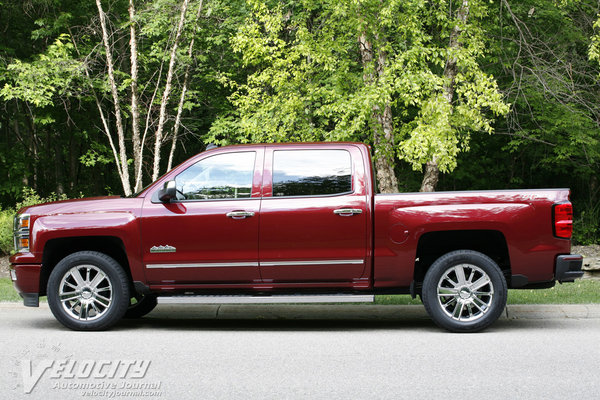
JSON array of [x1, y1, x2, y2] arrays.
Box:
[[258, 145, 368, 284]]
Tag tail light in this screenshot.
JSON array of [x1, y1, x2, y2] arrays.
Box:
[[553, 202, 573, 239]]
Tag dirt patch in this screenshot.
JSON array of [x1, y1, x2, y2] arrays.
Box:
[[572, 244, 600, 259], [0, 256, 9, 278]]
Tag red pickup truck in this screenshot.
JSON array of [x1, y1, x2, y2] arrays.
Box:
[[10, 142, 583, 332]]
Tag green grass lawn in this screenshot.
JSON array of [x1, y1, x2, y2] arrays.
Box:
[[1, 277, 598, 304], [0, 277, 25, 302], [375, 280, 600, 305]]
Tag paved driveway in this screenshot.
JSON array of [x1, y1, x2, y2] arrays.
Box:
[[1, 303, 599, 399]]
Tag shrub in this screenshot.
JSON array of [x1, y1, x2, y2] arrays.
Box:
[[572, 203, 600, 245], [0, 187, 68, 256], [0, 208, 14, 255]]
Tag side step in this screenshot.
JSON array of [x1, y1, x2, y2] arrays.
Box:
[[157, 294, 375, 304]]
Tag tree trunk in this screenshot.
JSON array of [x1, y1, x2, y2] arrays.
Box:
[[129, 0, 143, 192], [358, 33, 398, 193], [419, 0, 470, 192], [151, 0, 190, 181], [69, 136, 79, 191], [167, 0, 204, 172], [96, 0, 132, 195], [54, 136, 64, 194], [420, 158, 439, 192]]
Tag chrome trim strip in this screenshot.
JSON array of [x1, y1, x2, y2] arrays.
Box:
[[146, 262, 259, 269], [158, 294, 375, 304], [260, 259, 364, 267]]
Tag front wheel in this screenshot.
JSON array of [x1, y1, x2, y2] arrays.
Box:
[[421, 250, 507, 333], [47, 251, 130, 331]]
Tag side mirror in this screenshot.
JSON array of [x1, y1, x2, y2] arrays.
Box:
[[158, 180, 177, 203]]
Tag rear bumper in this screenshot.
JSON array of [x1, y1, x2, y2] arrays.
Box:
[[9, 263, 42, 307], [555, 254, 584, 283]]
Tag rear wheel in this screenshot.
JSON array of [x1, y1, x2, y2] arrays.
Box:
[[422, 250, 507, 333], [47, 251, 130, 331]]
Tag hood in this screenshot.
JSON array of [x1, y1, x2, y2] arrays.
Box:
[[17, 196, 142, 216]]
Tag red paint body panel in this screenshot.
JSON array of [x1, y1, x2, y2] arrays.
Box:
[[10, 142, 574, 299], [11, 264, 42, 293], [373, 190, 571, 287], [141, 198, 261, 284]]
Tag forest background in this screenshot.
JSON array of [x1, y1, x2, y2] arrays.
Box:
[[1, 0, 599, 255]]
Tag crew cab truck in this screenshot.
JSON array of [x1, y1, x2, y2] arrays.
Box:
[[10, 142, 584, 332]]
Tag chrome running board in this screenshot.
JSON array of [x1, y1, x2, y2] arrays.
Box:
[[157, 294, 374, 304]]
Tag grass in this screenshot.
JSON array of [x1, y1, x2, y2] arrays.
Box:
[[1, 277, 598, 304], [506, 280, 600, 304], [0, 277, 24, 302], [374, 280, 600, 305]]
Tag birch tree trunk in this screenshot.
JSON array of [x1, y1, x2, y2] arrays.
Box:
[[167, 0, 204, 171], [151, 0, 190, 181], [95, 0, 132, 195], [420, 0, 470, 192], [129, 0, 143, 193]]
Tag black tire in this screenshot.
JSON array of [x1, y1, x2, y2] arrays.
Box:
[[124, 293, 158, 319], [47, 251, 130, 331], [422, 250, 507, 333]]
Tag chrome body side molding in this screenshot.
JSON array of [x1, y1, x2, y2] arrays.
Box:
[[146, 259, 365, 269]]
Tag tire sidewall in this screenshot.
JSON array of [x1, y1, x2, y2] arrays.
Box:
[[47, 251, 130, 331], [422, 250, 507, 333]]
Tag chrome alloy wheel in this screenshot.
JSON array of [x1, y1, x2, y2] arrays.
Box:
[[59, 265, 113, 321], [437, 264, 494, 322]]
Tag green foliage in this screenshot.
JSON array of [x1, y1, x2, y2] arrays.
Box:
[[573, 204, 600, 245], [0, 0, 597, 244], [79, 143, 114, 167], [0, 188, 69, 256], [210, 0, 508, 176], [0, 34, 82, 107], [16, 187, 68, 211], [0, 208, 14, 256]]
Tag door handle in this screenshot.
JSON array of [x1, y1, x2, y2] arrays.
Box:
[[226, 211, 255, 219], [333, 208, 363, 216]]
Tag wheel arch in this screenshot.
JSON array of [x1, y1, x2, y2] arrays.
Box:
[[413, 230, 510, 294], [40, 236, 132, 296]]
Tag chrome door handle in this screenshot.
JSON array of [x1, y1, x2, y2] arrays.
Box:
[[226, 211, 255, 219], [333, 208, 363, 216]]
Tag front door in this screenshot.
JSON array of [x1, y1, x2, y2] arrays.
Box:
[[141, 150, 263, 285]]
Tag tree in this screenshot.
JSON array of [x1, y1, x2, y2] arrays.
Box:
[[209, 0, 508, 192]]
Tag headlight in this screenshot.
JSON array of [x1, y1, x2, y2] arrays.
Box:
[[13, 214, 31, 253]]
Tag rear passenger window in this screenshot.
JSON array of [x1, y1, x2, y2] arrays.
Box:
[[272, 150, 352, 197]]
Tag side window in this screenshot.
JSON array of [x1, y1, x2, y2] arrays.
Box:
[[272, 150, 352, 197], [175, 152, 255, 200]]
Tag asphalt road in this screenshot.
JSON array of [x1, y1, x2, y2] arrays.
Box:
[[1, 303, 599, 400]]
